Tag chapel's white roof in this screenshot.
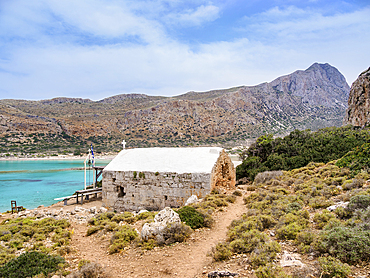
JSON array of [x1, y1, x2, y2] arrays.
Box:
[[103, 147, 223, 174]]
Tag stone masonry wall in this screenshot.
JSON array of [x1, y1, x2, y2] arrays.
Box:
[[210, 149, 236, 192], [102, 170, 211, 212]]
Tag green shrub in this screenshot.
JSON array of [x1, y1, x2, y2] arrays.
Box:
[[295, 230, 317, 253], [136, 211, 156, 221], [276, 222, 303, 240], [336, 143, 370, 177], [0, 251, 65, 278], [318, 226, 370, 263], [213, 242, 232, 261], [287, 202, 302, 213], [78, 259, 91, 270], [348, 194, 370, 211], [111, 212, 136, 224], [225, 195, 236, 203], [136, 238, 157, 250], [246, 185, 257, 191], [334, 207, 352, 219], [255, 263, 291, 278], [162, 223, 193, 245], [318, 256, 351, 278], [230, 229, 269, 253], [86, 226, 102, 236], [313, 210, 336, 229], [177, 206, 205, 229], [109, 225, 138, 254], [249, 241, 281, 267], [237, 126, 369, 181], [309, 196, 333, 209], [232, 190, 242, 196]]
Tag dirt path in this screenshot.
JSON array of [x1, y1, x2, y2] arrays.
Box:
[[70, 195, 246, 278]]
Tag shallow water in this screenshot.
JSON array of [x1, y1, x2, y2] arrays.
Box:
[[0, 159, 110, 212]]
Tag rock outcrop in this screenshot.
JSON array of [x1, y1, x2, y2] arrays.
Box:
[[345, 67, 370, 126], [141, 207, 181, 243]]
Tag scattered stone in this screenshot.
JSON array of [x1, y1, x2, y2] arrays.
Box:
[[208, 270, 239, 277], [138, 209, 148, 215], [99, 207, 108, 213], [185, 195, 199, 206], [327, 201, 349, 212], [74, 206, 85, 212], [280, 251, 305, 267]]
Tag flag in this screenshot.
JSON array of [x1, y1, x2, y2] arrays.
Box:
[[91, 144, 95, 166]]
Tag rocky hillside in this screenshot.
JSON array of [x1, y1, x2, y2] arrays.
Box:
[[345, 67, 370, 126], [0, 63, 350, 154]]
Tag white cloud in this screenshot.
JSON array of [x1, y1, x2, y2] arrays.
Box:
[[165, 4, 220, 26], [0, 1, 369, 100], [243, 6, 370, 42]]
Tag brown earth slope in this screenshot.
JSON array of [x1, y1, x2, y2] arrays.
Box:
[[0, 63, 349, 153], [69, 196, 246, 278]]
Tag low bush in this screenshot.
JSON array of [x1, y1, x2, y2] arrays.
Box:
[[162, 223, 193, 245], [232, 190, 242, 196], [276, 222, 303, 240], [108, 225, 138, 254], [295, 230, 317, 253], [86, 226, 102, 236], [78, 259, 91, 270], [317, 226, 370, 263], [67, 262, 111, 278], [229, 229, 269, 253], [177, 206, 205, 229], [334, 207, 352, 219], [111, 212, 136, 224], [342, 179, 363, 190], [213, 242, 232, 261], [249, 241, 281, 267], [309, 196, 333, 209], [135, 211, 156, 221], [313, 210, 336, 229], [136, 239, 157, 250], [348, 194, 370, 211], [318, 256, 351, 278], [0, 217, 71, 265], [255, 263, 290, 278], [254, 171, 284, 185], [0, 251, 65, 278]]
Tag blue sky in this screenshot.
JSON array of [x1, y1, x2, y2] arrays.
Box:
[[0, 0, 369, 100]]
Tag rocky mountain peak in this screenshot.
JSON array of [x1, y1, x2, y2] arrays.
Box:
[[269, 63, 349, 108], [345, 67, 370, 126]]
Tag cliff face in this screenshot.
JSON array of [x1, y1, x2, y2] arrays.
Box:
[[0, 63, 350, 152], [345, 67, 370, 127]]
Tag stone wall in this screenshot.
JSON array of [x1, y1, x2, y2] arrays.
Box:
[[102, 170, 211, 212]]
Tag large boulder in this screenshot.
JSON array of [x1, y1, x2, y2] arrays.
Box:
[[141, 207, 181, 243], [153, 207, 181, 224], [185, 195, 199, 206]]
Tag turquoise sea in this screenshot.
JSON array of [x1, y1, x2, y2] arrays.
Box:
[[0, 159, 111, 212]]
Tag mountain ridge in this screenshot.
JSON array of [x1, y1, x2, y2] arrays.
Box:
[[0, 63, 350, 154]]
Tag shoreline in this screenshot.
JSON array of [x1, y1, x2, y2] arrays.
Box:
[[0, 155, 116, 214], [0, 154, 117, 161]]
